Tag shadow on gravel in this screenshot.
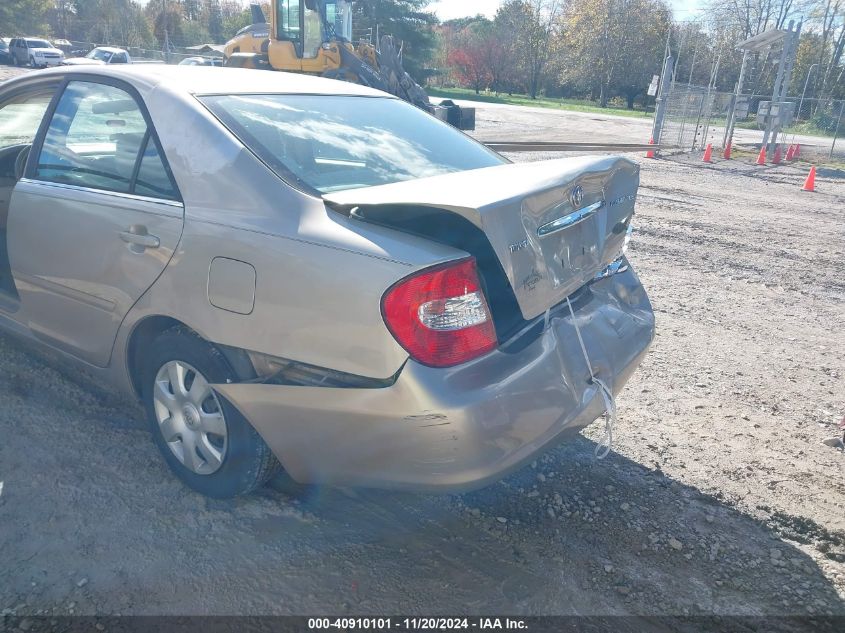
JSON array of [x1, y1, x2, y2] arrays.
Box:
[[1, 331, 842, 617], [259, 437, 845, 617]]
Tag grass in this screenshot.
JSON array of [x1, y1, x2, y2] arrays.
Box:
[[427, 86, 654, 120], [734, 119, 840, 139]]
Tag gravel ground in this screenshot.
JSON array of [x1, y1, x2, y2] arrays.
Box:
[[1, 63, 844, 618]]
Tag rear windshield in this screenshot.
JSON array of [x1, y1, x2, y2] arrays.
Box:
[[200, 94, 505, 194]]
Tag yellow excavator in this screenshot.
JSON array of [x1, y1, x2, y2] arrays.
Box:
[[223, 0, 475, 130]]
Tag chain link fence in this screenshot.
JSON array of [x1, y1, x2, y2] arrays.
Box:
[[53, 39, 222, 65], [658, 81, 845, 162]]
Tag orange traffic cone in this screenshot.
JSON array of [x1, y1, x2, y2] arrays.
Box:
[[646, 137, 655, 159], [756, 146, 766, 165], [772, 144, 782, 164], [702, 143, 713, 163], [802, 166, 816, 192], [794, 143, 801, 158], [785, 144, 795, 161], [723, 142, 732, 160]]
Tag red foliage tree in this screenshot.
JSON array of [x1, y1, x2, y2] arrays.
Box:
[[447, 29, 492, 94]]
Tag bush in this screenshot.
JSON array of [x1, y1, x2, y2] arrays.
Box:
[[810, 107, 844, 134]]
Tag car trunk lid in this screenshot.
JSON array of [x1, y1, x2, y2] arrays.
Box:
[[325, 156, 639, 321]]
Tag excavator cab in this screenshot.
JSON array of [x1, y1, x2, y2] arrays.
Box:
[[269, 1, 353, 61], [224, 1, 476, 130]]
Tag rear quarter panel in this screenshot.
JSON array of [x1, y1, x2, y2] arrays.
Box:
[[115, 84, 468, 382]]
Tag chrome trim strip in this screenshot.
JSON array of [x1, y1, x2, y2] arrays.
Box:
[[537, 201, 603, 237], [18, 178, 183, 209]]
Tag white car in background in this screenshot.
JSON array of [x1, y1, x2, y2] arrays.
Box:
[[9, 38, 64, 68], [62, 46, 131, 66]]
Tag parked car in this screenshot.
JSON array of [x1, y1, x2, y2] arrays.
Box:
[[0, 38, 11, 64], [8, 37, 64, 67], [62, 46, 131, 66], [178, 56, 223, 67], [0, 66, 654, 498], [52, 39, 74, 54]]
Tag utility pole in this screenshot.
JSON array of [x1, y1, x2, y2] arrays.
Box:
[[762, 20, 801, 157], [723, 50, 749, 149], [651, 55, 674, 152], [163, 0, 171, 63]]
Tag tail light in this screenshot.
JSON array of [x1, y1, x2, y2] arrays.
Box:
[[381, 258, 497, 368]]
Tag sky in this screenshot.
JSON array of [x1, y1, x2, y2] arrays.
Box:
[[137, 0, 705, 22], [430, 0, 704, 21]]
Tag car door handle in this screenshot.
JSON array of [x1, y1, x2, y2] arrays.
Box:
[[120, 226, 160, 250]]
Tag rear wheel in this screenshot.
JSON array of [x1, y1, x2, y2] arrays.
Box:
[[141, 326, 280, 497]]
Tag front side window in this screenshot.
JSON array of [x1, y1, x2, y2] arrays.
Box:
[[201, 94, 505, 194], [34, 81, 177, 199]]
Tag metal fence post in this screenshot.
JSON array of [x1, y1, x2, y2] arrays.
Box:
[[830, 101, 844, 160], [798, 63, 819, 121]]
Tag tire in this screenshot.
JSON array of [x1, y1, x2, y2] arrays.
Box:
[[12, 55, 18, 67], [29, 56, 35, 68], [140, 326, 280, 498]]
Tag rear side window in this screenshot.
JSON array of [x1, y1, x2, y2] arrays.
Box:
[[34, 81, 177, 199], [201, 94, 505, 194], [134, 136, 177, 200]]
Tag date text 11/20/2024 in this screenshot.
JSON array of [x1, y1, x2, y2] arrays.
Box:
[[307, 618, 528, 630]]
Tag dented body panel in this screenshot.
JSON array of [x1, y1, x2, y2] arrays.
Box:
[[214, 265, 654, 491], [325, 157, 640, 321]]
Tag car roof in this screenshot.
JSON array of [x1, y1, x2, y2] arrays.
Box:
[[30, 65, 392, 99], [94, 46, 126, 53]]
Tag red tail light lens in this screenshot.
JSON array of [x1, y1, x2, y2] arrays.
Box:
[[381, 258, 498, 368]]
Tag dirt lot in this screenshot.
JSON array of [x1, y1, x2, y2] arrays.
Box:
[[1, 64, 844, 619]]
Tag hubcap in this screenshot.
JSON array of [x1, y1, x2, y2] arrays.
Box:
[[152, 360, 227, 475]]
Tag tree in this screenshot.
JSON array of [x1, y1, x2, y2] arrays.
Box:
[[353, 0, 437, 81], [0, 0, 53, 36], [207, 0, 225, 43], [496, 0, 563, 99], [561, 0, 669, 107], [447, 21, 493, 93], [147, 1, 186, 49]]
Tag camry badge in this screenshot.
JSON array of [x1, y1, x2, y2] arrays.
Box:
[[509, 239, 529, 253]]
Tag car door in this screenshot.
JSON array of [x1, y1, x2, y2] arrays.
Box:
[[7, 78, 184, 367], [0, 79, 61, 307], [10, 39, 21, 65]]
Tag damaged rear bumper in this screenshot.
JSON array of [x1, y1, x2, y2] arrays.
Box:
[[213, 263, 655, 492]]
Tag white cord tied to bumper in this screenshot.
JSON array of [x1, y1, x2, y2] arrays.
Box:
[[544, 298, 617, 460]]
